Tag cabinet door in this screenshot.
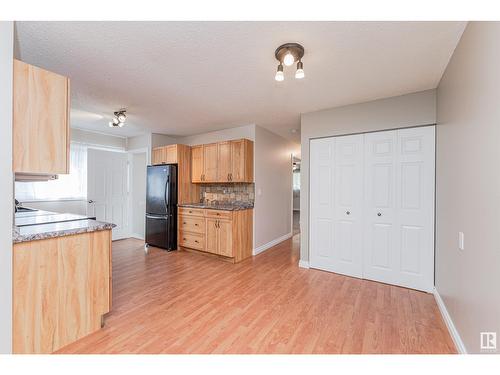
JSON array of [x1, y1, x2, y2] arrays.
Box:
[[217, 220, 233, 257], [217, 141, 232, 182], [205, 218, 218, 254], [166, 145, 177, 164], [203, 143, 218, 182], [230, 140, 245, 182], [191, 145, 204, 182], [152, 147, 165, 165], [13, 59, 70, 174]]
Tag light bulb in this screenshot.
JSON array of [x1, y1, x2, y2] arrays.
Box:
[[283, 52, 295, 66], [275, 64, 284, 82], [295, 61, 305, 79], [118, 122, 124, 127], [109, 121, 114, 127], [112, 117, 119, 125], [117, 113, 126, 122]]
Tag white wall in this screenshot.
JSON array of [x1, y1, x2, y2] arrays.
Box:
[[254, 126, 296, 249], [178, 124, 256, 145], [435, 22, 500, 353], [72, 127, 127, 149], [300, 89, 437, 262], [130, 151, 147, 238], [151, 133, 178, 148], [0, 21, 13, 354]]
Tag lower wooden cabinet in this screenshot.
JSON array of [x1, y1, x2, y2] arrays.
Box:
[[179, 208, 253, 262], [12, 230, 112, 354]]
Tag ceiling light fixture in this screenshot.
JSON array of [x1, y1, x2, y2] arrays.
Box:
[[275, 64, 284, 82], [274, 43, 305, 82], [109, 109, 127, 128]]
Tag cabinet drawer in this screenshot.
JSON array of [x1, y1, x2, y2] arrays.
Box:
[[204, 209, 232, 220], [179, 216, 205, 234], [179, 232, 204, 251], [179, 207, 204, 217]]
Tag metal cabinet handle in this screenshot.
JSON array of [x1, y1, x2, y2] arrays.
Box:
[[227, 173, 230, 181], [195, 240, 199, 243], [377, 212, 382, 217], [346, 211, 350, 215], [195, 223, 198, 226], [88, 200, 94, 203], [183, 222, 187, 224]]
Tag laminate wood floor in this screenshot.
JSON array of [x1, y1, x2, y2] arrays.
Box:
[[57, 235, 456, 354]]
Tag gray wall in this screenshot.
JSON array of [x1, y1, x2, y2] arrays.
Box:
[[0, 21, 13, 354], [254, 126, 295, 249], [436, 22, 500, 353], [300, 89, 437, 262], [130, 151, 147, 238]]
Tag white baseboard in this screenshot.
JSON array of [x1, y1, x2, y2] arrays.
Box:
[[433, 287, 467, 354], [253, 232, 292, 256], [298, 260, 309, 269]]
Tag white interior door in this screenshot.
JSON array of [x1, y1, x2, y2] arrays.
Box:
[[363, 130, 398, 285], [310, 134, 364, 277], [87, 148, 129, 240], [309, 126, 435, 292]]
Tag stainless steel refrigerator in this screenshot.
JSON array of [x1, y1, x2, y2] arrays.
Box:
[[145, 164, 177, 250]]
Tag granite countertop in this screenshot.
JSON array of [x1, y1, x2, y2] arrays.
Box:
[[13, 219, 116, 244], [179, 202, 254, 211]]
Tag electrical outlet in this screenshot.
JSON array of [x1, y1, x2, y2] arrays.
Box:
[[458, 232, 464, 251]]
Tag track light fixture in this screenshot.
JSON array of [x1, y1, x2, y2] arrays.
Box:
[[109, 109, 127, 128], [274, 43, 305, 82]]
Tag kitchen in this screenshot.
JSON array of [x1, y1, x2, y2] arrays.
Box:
[[10, 57, 264, 354]]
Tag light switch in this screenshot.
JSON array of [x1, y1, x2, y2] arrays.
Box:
[[257, 188, 262, 196], [458, 232, 464, 251]]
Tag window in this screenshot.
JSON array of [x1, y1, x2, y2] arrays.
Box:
[[293, 170, 300, 191], [15, 142, 88, 201]]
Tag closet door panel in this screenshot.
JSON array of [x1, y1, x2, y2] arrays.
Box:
[[310, 135, 363, 277], [394, 126, 435, 291], [310, 138, 335, 270], [363, 130, 398, 286], [332, 135, 363, 277]]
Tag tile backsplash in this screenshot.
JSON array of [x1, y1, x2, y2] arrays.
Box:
[[200, 183, 255, 204]]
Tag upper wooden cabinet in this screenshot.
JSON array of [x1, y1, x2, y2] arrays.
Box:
[[152, 144, 178, 165], [191, 145, 204, 183], [203, 143, 218, 182], [13, 59, 70, 174], [191, 139, 253, 183]]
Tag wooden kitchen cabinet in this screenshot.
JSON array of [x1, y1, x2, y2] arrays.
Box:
[[203, 143, 218, 182], [13, 59, 70, 174], [191, 145, 204, 182], [152, 144, 177, 165], [191, 139, 254, 183], [178, 208, 253, 262], [217, 141, 232, 182], [231, 139, 253, 182], [13, 230, 112, 354]]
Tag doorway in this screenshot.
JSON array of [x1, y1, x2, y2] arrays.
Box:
[[87, 148, 129, 240], [292, 156, 301, 235]]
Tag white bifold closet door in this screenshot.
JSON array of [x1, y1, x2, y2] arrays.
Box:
[[309, 134, 364, 278], [310, 126, 435, 292]]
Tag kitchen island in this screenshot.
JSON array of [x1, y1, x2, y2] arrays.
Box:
[[12, 209, 115, 354]]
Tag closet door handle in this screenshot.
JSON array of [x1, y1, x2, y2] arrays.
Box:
[[377, 212, 382, 217], [346, 211, 350, 215]]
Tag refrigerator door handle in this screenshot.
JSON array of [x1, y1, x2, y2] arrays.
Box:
[[146, 215, 167, 220], [164, 175, 170, 213]]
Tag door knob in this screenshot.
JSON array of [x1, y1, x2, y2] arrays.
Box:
[[346, 211, 350, 215], [377, 212, 382, 217], [88, 200, 94, 203]]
